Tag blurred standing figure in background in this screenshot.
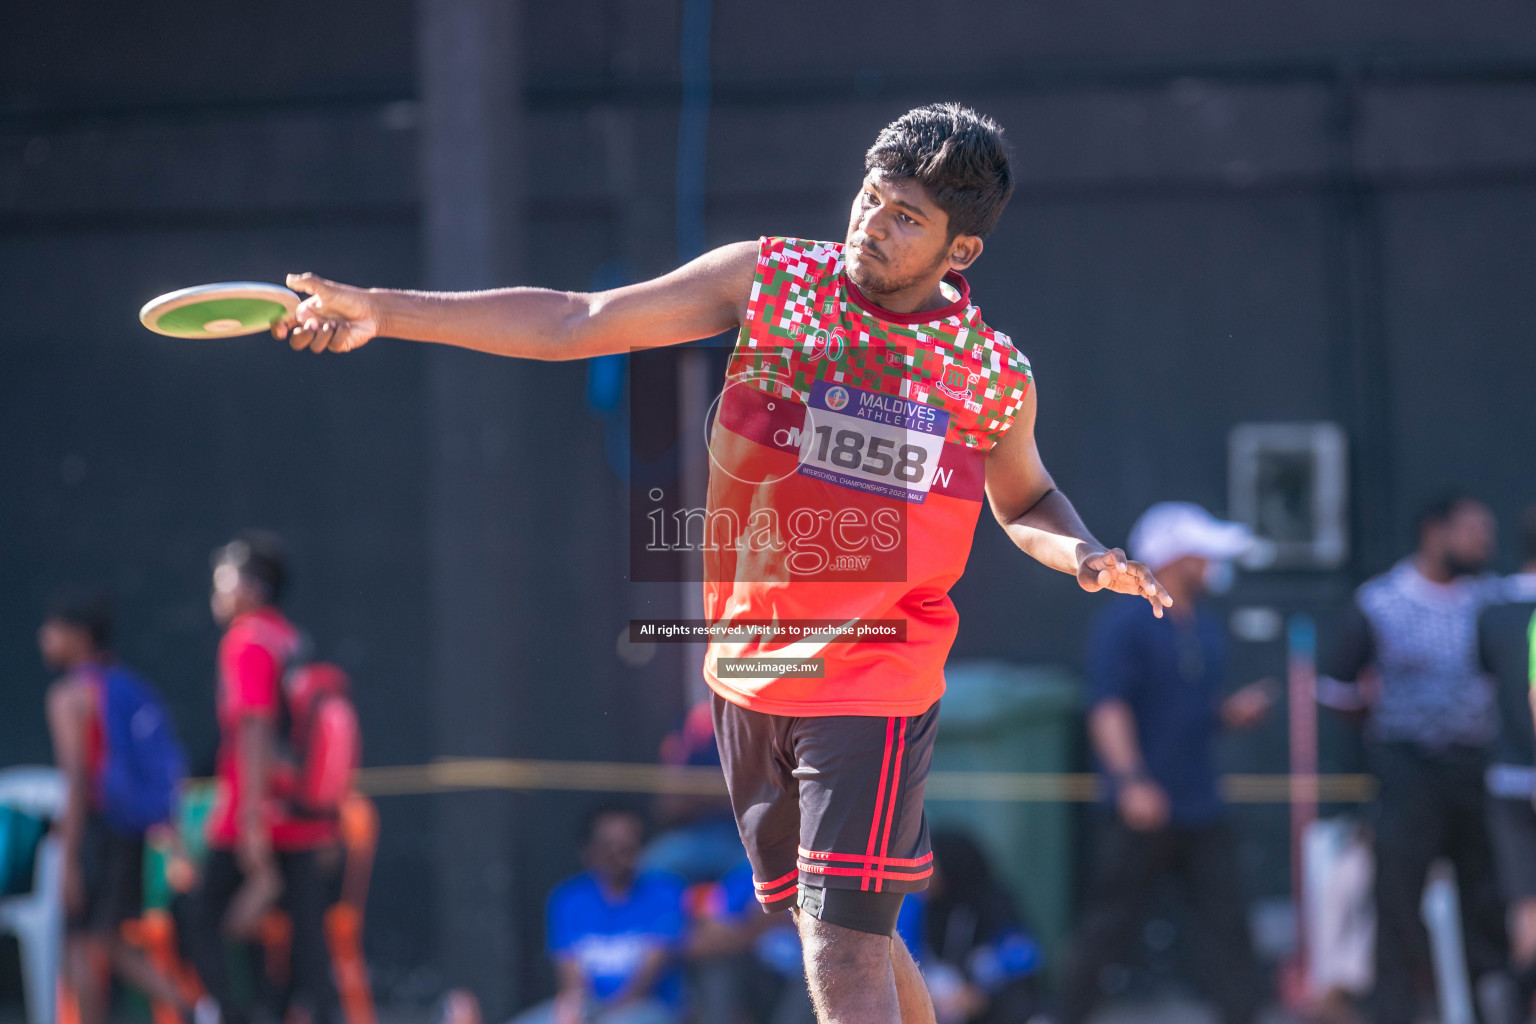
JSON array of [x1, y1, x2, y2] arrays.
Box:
[[1323, 494, 1509, 1024], [189, 532, 337, 1024], [1478, 505, 1536, 1019], [1057, 503, 1274, 1024], [42, 589, 188, 1024]]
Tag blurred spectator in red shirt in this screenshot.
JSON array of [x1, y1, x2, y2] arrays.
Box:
[[187, 531, 339, 1024]]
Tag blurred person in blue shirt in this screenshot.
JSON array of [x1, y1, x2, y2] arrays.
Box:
[[685, 859, 814, 1024], [1057, 503, 1275, 1024], [511, 804, 685, 1024], [905, 831, 1041, 1024]]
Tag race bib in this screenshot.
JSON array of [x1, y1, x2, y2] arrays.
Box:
[[797, 381, 949, 503]]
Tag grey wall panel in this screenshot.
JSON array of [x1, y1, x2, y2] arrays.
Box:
[[1378, 184, 1536, 564], [708, 0, 1536, 74], [0, 0, 415, 110]]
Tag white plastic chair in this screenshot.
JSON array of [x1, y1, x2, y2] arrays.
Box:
[[0, 766, 66, 1024]]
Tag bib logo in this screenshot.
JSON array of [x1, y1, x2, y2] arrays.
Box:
[[936, 361, 980, 402], [824, 386, 850, 411]]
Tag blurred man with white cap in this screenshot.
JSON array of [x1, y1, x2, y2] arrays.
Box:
[[1057, 502, 1275, 1024]]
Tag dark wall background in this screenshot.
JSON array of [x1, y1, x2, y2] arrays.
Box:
[[5, 0, 1536, 1013]]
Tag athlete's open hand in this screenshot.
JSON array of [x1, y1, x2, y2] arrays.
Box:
[[272, 272, 383, 353], [1077, 547, 1174, 618]]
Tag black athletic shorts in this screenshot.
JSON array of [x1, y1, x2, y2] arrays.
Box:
[[711, 693, 936, 910], [68, 812, 145, 935], [1489, 795, 1536, 902]]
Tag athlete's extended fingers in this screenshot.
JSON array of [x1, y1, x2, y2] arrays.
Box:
[[286, 272, 330, 297], [294, 294, 326, 323], [302, 318, 332, 353], [1132, 562, 1173, 606], [1083, 547, 1128, 578], [1127, 561, 1173, 617], [328, 323, 363, 353], [315, 321, 341, 353], [1103, 547, 1129, 574]]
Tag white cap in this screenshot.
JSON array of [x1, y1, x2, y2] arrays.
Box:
[[1128, 502, 1254, 572]]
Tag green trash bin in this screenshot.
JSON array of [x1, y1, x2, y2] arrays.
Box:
[[927, 660, 1081, 964]]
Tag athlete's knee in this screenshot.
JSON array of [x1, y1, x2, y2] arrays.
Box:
[[798, 916, 891, 987]]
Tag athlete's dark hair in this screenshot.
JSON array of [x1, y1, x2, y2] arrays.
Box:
[[1521, 503, 1536, 563], [212, 529, 289, 605], [864, 102, 1014, 239], [46, 586, 113, 652], [1415, 491, 1482, 539]]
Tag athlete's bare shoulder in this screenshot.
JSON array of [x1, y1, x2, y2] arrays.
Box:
[[688, 239, 760, 328]]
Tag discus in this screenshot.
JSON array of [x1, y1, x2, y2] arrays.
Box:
[[138, 282, 300, 339]]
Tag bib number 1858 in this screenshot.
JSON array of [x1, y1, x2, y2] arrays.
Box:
[[809, 426, 928, 482], [797, 381, 949, 503]]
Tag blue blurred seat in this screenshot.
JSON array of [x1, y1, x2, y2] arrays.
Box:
[[0, 766, 66, 1024]]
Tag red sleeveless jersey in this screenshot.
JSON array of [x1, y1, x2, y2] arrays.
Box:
[[701, 237, 1033, 717]]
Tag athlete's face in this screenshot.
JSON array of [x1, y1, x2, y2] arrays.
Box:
[[844, 172, 981, 301]]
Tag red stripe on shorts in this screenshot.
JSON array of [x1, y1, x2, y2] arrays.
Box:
[[862, 716, 898, 891], [874, 716, 909, 892], [796, 862, 934, 884], [797, 847, 932, 868], [754, 869, 799, 891]]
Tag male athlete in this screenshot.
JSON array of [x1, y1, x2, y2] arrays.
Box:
[[274, 103, 1171, 1024]]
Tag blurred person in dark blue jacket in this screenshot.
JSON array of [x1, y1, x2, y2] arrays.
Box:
[[1057, 503, 1274, 1024]]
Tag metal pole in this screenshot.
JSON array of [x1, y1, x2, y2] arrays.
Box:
[[1284, 612, 1319, 1007], [418, 0, 526, 1014]]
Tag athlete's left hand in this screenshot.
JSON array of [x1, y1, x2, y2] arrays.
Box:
[[1077, 547, 1174, 618]]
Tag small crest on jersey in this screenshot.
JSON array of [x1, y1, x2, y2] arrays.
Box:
[[936, 361, 978, 402]]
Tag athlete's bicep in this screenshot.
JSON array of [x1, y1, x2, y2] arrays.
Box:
[[571, 240, 758, 357], [983, 383, 1056, 526]]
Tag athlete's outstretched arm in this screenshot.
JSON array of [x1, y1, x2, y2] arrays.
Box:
[[984, 381, 1173, 617], [273, 241, 760, 359]]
